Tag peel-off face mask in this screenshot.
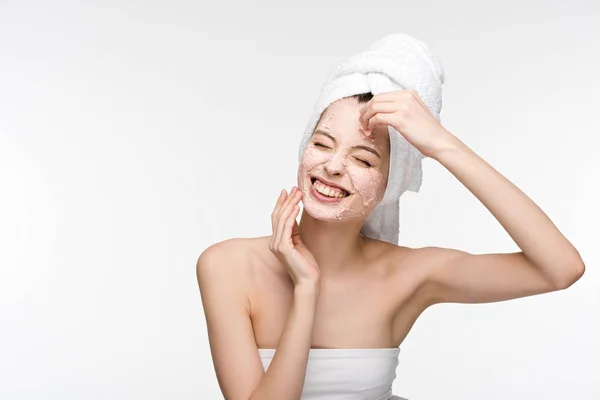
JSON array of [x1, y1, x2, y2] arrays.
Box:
[[297, 98, 390, 222]]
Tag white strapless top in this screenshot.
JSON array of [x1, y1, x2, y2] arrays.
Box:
[[257, 348, 408, 400]]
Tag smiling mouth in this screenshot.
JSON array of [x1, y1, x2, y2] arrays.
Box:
[[310, 177, 350, 199]]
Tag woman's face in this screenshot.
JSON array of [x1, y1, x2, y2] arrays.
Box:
[[298, 97, 390, 222]]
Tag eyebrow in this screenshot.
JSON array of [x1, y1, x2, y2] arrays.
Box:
[[314, 129, 381, 159]]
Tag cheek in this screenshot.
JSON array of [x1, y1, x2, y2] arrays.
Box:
[[298, 147, 328, 175], [347, 167, 386, 207], [298, 147, 328, 187]]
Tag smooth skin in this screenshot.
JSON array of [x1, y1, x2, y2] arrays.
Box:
[[197, 90, 585, 400]]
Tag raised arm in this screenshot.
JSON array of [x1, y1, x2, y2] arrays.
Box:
[[358, 90, 585, 305], [419, 135, 585, 305]]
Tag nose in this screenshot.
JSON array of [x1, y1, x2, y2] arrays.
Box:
[[323, 152, 346, 176]]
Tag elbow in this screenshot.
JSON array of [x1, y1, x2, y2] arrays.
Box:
[[554, 259, 585, 290]]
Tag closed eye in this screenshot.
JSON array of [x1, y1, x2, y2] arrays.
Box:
[[354, 157, 372, 167], [313, 142, 371, 167]]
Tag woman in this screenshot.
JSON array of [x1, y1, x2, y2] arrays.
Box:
[[197, 38, 585, 400]]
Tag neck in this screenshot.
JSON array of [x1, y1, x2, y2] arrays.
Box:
[[297, 210, 367, 277]]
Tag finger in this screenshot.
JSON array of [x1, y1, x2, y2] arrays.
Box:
[[358, 101, 371, 116], [270, 190, 286, 248], [363, 108, 395, 137], [273, 187, 298, 245], [279, 187, 298, 216], [362, 102, 397, 127], [271, 189, 288, 230], [359, 100, 373, 133], [361, 93, 397, 115], [276, 189, 301, 240], [372, 90, 409, 103], [360, 100, 392, 123], [276, 186, 297, 214], [366, 112, 394, 132], [275, 190, 302, 249], [283, 205, 301, 247], [275, 189, 287, 211]]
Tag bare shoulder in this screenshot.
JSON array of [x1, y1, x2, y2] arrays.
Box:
[[402, 245, 464, 264], [196, 236, 270, 281], [197, 237, 249, 266], [387, 244, 461, 269]]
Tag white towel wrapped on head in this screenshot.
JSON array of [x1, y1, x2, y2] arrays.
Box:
[[298, 32, 445, 245]]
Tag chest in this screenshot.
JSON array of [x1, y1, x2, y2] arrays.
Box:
[[249, 265, 425, 349]]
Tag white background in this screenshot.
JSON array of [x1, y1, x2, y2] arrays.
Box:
[[1, 0, 598, 399]]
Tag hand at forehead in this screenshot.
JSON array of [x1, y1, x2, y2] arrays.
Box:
[[317, 101, 390, 156]]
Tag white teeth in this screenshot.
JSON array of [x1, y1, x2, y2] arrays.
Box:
[[312, 179, 346, 198]]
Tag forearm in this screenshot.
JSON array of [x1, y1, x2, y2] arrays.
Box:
[[432, 133, 584, 287], [249, 285, 319, 400]]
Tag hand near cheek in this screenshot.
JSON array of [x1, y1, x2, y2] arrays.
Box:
[[358, 89, 456, 159]]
